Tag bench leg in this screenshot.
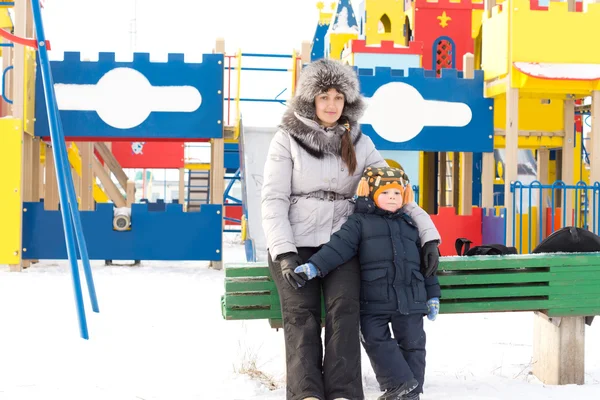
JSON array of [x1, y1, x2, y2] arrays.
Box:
[[532, 312, 585, 385]]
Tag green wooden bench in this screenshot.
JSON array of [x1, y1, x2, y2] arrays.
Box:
[[221, 252, 600, 386]]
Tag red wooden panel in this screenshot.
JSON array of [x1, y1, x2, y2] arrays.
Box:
[[111, 141, 184, 169], [430, 207, 483, 256]]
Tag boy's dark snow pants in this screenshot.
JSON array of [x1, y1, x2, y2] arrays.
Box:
[[268, 247, 363, 400], [360, 313, 426, 394]]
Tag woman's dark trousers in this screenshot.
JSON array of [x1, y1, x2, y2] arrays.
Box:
[[268, 247, 363, 400]]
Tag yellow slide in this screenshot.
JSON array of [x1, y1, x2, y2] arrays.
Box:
[[67, 142, 109, 203]]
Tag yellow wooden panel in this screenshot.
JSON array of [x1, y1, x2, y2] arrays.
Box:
[[471, 9, 484, 39], [511, 0, 600, 65], [515, 207, 540, 254], [510, 67, 600, 95], [494, 96, 563, 132], [481, 3, 510, 81], [0, 8, 12, 28], [0, 118, 23, 264], [329, 33, 358, 60], [24, 48, 36, 135], [494, 135, 563, 149], [184, 163, 211, 171], [365, 0, 406, 46]]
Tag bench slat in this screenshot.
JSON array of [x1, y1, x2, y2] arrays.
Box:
[[439, 271, 550, 285]]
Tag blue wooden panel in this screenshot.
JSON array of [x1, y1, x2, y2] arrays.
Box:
[[35, 52, 224, 140], [358, 67, 494, 153], [22, 202, 222, 261], [311, 22, 330, 61], [224, 142, 240, 172]]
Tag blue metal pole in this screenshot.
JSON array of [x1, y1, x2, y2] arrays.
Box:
[[30, 0, 89, 339], [57, 119, 99, 313]]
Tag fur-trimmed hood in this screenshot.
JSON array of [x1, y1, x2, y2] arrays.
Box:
[[279, 59, 366, 159]]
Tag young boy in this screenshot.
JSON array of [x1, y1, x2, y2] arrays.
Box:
[[294, 166, 441, 400]]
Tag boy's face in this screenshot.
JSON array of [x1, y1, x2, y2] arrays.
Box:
[[376, 188, 403, 212]]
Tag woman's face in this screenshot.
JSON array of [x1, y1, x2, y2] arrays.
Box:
[[314, 88, 345, 127]]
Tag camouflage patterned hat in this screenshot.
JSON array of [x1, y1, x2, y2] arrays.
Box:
[[356, 166, 413, 206]]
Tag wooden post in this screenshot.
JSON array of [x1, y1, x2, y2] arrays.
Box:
[[210, 139, 225, 270], [459, 54, 475, 215], [299, 41, 311, 77], [103, 142, 112, 175], [44, 145, 59, 210], [126, 180, 135, 207], [214, 38, 225, 54], [481, 152, 495, 209], [562, 99, 575, 226], [439, 152, 447, 207], [452, 152, 460, 208], [504, 85, 519, 247], [78, 142, 94, 210], [532, 312, 585, 385]]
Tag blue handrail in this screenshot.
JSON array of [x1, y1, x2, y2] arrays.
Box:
[[31, 0, 98, 340], [2, 65, 13, 104]]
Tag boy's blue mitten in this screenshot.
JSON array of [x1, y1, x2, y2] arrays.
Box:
[[294, 262, 318, 282], [427, 297, 439, 321]]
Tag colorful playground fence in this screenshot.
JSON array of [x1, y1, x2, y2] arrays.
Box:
[[510, 180, 600, 254]]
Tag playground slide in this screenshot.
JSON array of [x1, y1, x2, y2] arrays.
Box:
[[66, 143, 110, 203], [238, 123, 278, 262]]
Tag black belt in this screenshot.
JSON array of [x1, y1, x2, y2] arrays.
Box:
[[304, 190, 350, 201]]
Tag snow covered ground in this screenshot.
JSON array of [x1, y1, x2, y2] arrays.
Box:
[[0, 233, 598, 400]]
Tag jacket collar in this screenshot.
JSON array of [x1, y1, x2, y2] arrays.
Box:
[[353, 197, 416, 226], [279, 107, 362, 159]]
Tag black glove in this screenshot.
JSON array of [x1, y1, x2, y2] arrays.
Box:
[[277, 252, 306, 289], [422, 240, 440, 277]]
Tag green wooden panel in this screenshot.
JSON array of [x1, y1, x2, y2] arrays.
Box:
[[438, 271, 550, 285], [225, 278, 277, 293], [547, 307, 600, 317], [439, 300, 549, 314], [438, 253, 600, 271], [441, 285, 550, 299], [223, 308, 280, 320], [549, 271, 600, 281], [225, 264, 269, 278], [549, 294, 600, 303], [551, 279, 600, 287], [549, 265, 600, 273], [225, 294, 274, 308]]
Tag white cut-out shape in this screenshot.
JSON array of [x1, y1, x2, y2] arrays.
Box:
[[131, 142, 145, 155], [361, 81, 472, 143], [54, 67, 202, 129]]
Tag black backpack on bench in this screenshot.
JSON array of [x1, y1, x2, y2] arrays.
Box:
[[455, 238, 518, 257], [532, 226, 600, 254]]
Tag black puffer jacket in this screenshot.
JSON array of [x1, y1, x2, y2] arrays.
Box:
[[309, 197, 441, 315]]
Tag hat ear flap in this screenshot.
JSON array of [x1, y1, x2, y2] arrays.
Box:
[[356, 177, 370, 197], [403, 185, 415, 205]]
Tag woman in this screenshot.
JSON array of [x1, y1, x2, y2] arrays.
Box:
[[261, 59, 440, 400]]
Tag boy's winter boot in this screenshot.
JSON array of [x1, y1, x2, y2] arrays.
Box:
[[377, 378, 418, 400], [401, 389, 420, 399]]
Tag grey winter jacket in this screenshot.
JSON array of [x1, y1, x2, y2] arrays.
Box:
[[261, 115, 441, 260]]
